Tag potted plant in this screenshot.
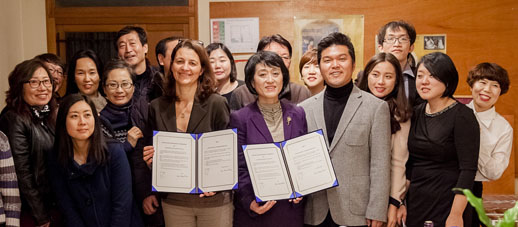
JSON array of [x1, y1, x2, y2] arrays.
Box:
[[461, 189, 518, 227]]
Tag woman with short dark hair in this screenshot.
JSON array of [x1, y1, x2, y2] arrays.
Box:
[[231, 51, 307, 227], [49, 94, 143, 227], [0, 59, 61, 226], [406, 52, 480, 227], [466, 62, 513, 227], [142, 39, 232, 227]]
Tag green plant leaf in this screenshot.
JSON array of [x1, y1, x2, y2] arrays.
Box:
[[460, 188, 493, 227], [496, 202, 518, 227]]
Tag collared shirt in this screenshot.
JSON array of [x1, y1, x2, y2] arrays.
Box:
[[467, 101, 514, 181], [402, 63, 414, 99]]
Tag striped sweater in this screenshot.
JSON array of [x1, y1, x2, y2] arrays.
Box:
[[0, 131, 21, 227]]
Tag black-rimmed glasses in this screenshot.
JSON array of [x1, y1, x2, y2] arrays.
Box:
[[25, 79, 52, 88]]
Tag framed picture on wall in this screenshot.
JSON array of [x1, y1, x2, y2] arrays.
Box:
[[294, 16, 364, 80], [210, 17, 260, 53]]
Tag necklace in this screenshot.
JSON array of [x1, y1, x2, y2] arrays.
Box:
[[176, 101, 193, 119]]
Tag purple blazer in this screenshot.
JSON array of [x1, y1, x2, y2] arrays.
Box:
[[230, 100, 308, 227]]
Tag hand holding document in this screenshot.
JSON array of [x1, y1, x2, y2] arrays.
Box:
[[243, 130, 338, 202], [152, 129, 238, 194]]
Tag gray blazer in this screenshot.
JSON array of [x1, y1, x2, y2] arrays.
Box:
[[299, 85, 391, 226]]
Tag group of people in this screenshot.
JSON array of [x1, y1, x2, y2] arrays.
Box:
[[0, 20, 512, 227]]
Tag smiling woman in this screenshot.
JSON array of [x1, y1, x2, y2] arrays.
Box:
[[230, 51, 308, 227], [206, 42, 243, 103], [0, 59, 62, 226], [49, 94, 143, 227], [406, 52, 480, 227], [66, 49, 107, 113], [141, 39, 233, 227]]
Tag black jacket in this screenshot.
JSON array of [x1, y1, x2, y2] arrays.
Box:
[[133, 63, 164, 104], [0, 110, 55, 225]]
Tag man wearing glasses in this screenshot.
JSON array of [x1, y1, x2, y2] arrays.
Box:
[[34, 53, 65, 100], [377, 21, 423, 107]]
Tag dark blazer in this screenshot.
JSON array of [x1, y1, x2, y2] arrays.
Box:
[[49, 142, 143, 227], [144, 93, 232, 207], [230, 100, 308, 227]]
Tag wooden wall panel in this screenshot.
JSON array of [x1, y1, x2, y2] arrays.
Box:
[[211, 0, 518, 182]]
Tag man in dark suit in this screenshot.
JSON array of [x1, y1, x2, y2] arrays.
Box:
[[300, 32, 391, 227], [376, 21, 423, 107], [229, 34, 311, 110]]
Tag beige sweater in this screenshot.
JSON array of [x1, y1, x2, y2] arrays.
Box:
[[390, 120, 410, 203]]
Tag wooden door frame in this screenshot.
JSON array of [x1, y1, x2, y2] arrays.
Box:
[[45, 0, 198, 54]]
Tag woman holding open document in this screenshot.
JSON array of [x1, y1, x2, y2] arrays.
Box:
[[142, 39, 232, 227], [230, 51, 308, 227]]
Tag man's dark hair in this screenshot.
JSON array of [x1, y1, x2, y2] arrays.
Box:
[[256, 34, 292, 57], [34, 53, 65, 71], [155, 36, 183, 72], [244, 51, 290, 96], [317, 32, 355, 64], [416, 52, 458, 98], [115, 26, 148, 48], [377, 21, 417, 46]]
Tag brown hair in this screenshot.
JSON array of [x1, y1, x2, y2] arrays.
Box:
[[467, 62, 510, 95], [164, 39, 216, 102], [5, 59, 57, 126], [358, 53, 412, 133], [299, 49, 318, 76]]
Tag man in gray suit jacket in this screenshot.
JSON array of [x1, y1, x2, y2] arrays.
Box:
[[299, 32, 391, 227]]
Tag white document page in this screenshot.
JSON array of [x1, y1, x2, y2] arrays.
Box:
[[152, 131, 197, 193], [197, 129, 238, 192], [282, 131, 337, 196], [243, 143, 294, 202]]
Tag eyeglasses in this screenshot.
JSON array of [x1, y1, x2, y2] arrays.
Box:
[[25, 79, 52, 88], [47, 68, 64, 77], [384, 36, 410, 44], [178, 39, 205, 47], [105, 81, 133, 90]]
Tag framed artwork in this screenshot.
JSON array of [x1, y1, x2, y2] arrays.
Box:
[[294, 16, 364, 81]]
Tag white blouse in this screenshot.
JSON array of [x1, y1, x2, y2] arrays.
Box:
[[467, 101, 514, 181]]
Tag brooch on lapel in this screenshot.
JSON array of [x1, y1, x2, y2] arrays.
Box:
[[287, 116, 292, 126]]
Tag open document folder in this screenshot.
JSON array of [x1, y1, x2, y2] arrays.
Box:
[[243, 129, 338, 202], [152, 129, 238, 193]]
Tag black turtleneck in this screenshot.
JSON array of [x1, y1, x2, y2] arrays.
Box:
[[324, 82, 353, 145]]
